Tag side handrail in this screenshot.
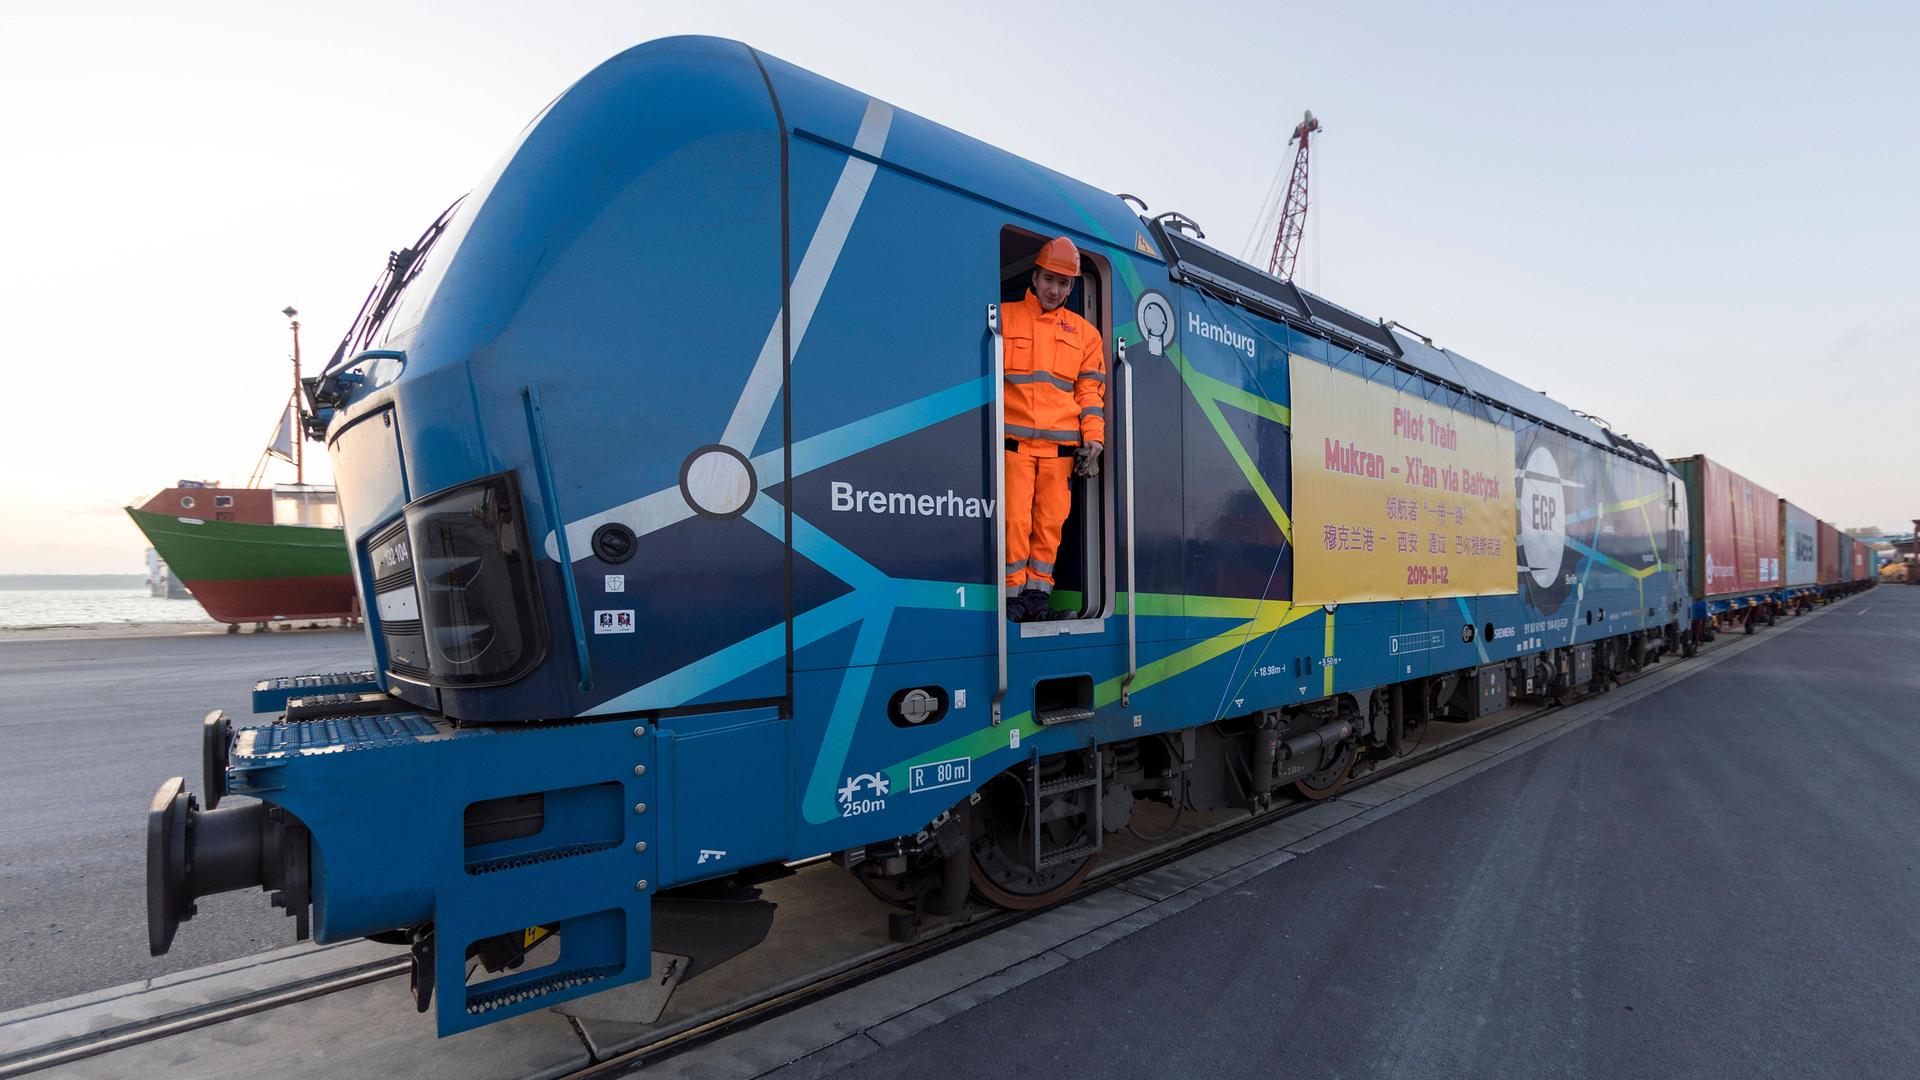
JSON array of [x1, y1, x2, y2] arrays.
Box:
[[301, 348, 410, 438], [521, 387, 592, 693], [322, 348, 406, 381], [1117, 336, 1138, 706], [989, 304, 1007, 726], [311, 348, 407, 407]]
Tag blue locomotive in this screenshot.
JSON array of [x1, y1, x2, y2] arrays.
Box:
[[143, 37, 1691, 1035]]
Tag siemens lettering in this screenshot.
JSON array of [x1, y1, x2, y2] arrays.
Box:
[[1187, 312, 1257, 358], [829, 481, 995, 519]]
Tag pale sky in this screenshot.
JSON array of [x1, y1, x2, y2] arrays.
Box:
[[2, 0, 1915, 573]]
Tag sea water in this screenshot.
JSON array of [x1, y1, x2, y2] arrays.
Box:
[[0, 589, 220, 630]]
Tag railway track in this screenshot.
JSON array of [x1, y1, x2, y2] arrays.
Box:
[[0, 612, 1825, 1079], [0, 957, 410, 1078], [567, 693, 1572, 1078]]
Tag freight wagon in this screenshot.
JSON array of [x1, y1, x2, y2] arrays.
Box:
[[1816, 519, 1844, 591], [1844, 535, 1876, 594], [1778, 499, 1821, 613], [1832, 531, 1876, 598], [1667, 455, 1781, 634], [141, 37, 1696, 1035]]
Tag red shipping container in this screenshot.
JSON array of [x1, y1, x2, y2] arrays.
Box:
[[1673, 455, 1783, 598], [1817, 521, 1843, 585]]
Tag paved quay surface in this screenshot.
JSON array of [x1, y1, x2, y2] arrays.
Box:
[[1, 591, 1905, 1078], [0, 629, 369, 1011], [741, 591, 1920, 1080]]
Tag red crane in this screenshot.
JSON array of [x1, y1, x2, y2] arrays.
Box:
[[1266, 110, 1321, 280]]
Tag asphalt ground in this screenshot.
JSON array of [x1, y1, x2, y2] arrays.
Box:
[[0, 629, 369, 1011], [777, 590, 1920, 1080]]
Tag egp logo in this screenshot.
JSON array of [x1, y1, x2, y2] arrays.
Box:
[[837, 772, 889, 817], [1519, 447, 1568, 588]]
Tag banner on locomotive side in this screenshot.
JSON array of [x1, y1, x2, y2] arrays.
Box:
[[1289, 357, 1516, 605]]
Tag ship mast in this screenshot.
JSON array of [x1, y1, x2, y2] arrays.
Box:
[[283, 306, 303, 485]]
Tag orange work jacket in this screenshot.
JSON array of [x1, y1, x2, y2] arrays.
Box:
[[1002, 290, 1106, 455]]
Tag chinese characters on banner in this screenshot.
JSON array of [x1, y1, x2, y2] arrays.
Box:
[[1289, 355, 1519, 604]]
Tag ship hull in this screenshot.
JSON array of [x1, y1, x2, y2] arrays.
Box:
[[125, 507, 355, 623]]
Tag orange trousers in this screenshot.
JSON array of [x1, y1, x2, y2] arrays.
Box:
[[1005, 450, 1073, 596]]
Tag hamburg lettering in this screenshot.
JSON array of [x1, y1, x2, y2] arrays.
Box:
[[1186, 311, 1257, 359]]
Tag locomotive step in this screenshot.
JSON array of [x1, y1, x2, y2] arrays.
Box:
[[1037, 772, 1102, 797], [1034, 705, 1096, 726], [251, 669, 381, 714], [284, 692, 414, 723], [1036, 840, 1101, 869]]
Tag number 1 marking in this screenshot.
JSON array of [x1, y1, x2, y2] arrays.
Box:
[[956, 586, 966, 607]]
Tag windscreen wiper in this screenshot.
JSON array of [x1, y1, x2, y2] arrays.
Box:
[[328, 194, 467, 367], [304, 195, 468, 425]]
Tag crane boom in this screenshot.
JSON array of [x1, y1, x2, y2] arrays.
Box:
[[1266, 110, 1321, 280]]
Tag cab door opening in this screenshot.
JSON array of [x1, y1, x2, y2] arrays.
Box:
[[997, 226, 1116, 621]]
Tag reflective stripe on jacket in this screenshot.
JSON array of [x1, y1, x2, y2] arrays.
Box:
[[1002, 290, 1105, 453]]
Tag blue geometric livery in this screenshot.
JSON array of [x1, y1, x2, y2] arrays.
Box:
[[142, 37, 1702, 1036]]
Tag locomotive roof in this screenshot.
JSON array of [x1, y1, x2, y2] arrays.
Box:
[[755, 38, 1667, 471], [434, 38, 1667, 473], [1147, 227, 1665, 470]]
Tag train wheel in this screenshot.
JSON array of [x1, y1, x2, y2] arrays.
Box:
[[1290, 738, 1358, 800], [967, 766, 1098, 910]]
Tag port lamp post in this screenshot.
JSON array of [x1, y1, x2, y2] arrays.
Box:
[[283, 306, 303, 485]]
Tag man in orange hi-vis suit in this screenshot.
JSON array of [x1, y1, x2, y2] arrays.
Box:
[[1003, 235, 1106, 621]]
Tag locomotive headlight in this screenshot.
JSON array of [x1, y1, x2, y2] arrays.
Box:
[[402, 473, 546, 686]]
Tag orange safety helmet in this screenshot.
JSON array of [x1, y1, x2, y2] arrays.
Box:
[[1034, 236, 1082, 278]]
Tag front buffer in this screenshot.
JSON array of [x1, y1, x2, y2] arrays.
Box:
[[146, 700, 657, 1035]]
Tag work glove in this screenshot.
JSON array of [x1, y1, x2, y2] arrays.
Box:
[[1074, 441, 1103, 478]]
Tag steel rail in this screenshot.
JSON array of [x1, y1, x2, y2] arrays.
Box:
[[0, 958, 410, 1079]]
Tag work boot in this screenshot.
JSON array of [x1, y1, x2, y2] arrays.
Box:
[[1018, 589, 1051, 621]]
